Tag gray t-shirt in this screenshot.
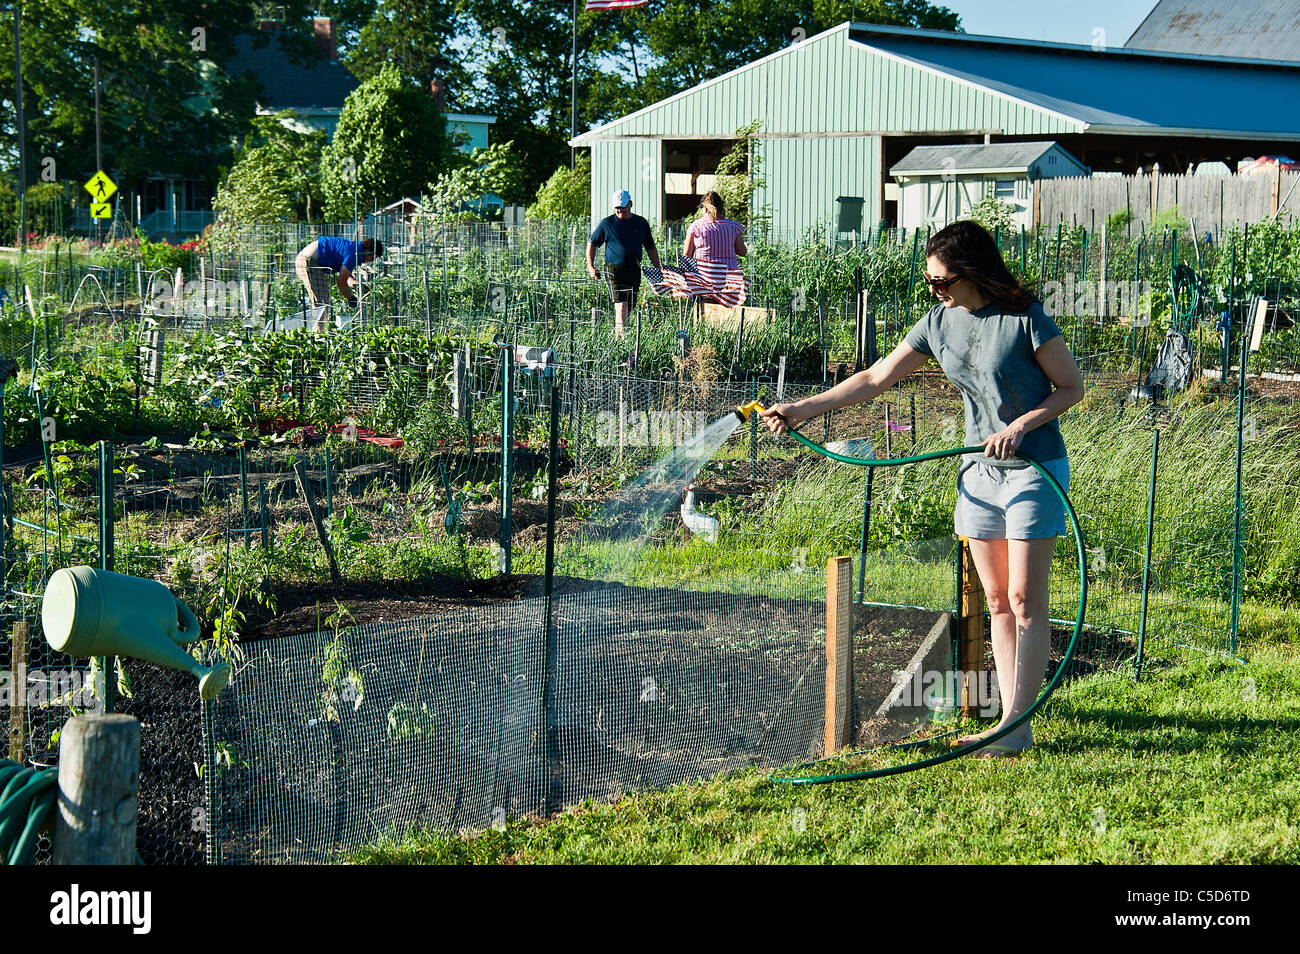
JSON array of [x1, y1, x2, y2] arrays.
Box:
[[904, 300, 1068, 467]]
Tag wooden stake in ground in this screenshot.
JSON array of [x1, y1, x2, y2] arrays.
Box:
[[824, 556, 853, 755], [8, 622, 26, 762], [294, 458, 341, 583], [52, 713, 140, 865], [957, 536, 987, 717]]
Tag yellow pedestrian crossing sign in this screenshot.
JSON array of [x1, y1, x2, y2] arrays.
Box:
[[90, 202, 113, 219], [84, 170, 117, 203]]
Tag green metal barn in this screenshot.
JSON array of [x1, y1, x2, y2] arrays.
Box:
[[571, 21, 1300, 239]]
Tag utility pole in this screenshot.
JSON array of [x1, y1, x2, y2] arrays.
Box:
[[13, 7, 27, 252], [94, 57, 102, 171], [94, 55, 102, 244]]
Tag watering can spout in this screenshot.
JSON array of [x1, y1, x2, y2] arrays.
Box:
[[733, 400, 766, 423]]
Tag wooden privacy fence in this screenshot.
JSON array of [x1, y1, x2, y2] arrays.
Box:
[[1035, 168, 1300, 236]]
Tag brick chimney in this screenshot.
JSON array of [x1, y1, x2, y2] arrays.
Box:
[[313, 17, 337, 62]]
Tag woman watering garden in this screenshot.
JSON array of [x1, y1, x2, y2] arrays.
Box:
[[760, 220, 1085, 756]]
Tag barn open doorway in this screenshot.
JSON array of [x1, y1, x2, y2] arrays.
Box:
[[662, 139, 735, 228]]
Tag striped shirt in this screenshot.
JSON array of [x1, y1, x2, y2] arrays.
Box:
[[686, 216, 744, 269]]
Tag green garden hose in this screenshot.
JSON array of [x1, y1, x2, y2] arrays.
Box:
[[1169, 263, 1203, 334], [0, 759, 57, 864], [769, 429, 1088, 783]]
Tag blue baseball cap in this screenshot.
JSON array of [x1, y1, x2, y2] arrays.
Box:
[[611, 190, 632, 209]]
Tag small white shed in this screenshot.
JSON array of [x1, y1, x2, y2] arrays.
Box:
[[890, 141, 1089, 230]]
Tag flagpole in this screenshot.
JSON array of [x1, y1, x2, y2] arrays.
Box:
[[570, 0, 578, 168]]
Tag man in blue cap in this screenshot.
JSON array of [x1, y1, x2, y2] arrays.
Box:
[[294, 236, 384, 330], [586, 189, 662, 336]]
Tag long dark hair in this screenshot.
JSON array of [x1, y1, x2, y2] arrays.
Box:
[[925, 220, 1035, 312]]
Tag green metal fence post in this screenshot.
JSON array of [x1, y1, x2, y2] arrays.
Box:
[[541, 377, 561, 813], [98, 440, 116, 713], [500, 346, 514, 574], [238, 446, 250, 549], [259, 479, 270, 551], [857, 467, 874, 604], [1229, 311, 1249, 656], [201, 698, 218, 865], [1136, 428, 1159, 680], [324, 446, 334, 517], [0, 379, 5, 596], [749, 379, 758, 481]]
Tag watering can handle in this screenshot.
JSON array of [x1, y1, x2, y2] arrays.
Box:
[[171, 598, 202, 645]]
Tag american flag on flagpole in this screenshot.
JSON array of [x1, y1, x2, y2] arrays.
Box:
[[643, 256, 749, 308], [586, 0, 648, 9]]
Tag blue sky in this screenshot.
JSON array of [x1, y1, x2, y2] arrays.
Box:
[[944, 0, 1161, 47]]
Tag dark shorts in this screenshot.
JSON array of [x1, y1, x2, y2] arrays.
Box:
[[604, 262, 641, 308]]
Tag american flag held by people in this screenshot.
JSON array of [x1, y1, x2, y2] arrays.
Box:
[[643, 256, 749, 308]]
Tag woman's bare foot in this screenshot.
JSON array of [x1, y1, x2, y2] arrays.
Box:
[[958, 724, 1032, 750]]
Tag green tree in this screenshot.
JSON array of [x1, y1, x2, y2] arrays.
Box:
[[461, 1, 628, 197], [320, 66, 455, 220], [711, 121, 766, 229], [344, 0, 469, 95], [213, 112, 326, 223], [459, 0, 961, 199], [528, 154, 591, 219], [428, 142, 529, 219], [0, 2, 309, 190], [591, 0, 961, 116]]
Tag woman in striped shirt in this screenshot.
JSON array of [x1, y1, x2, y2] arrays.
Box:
[[683, 191, 747, 272]]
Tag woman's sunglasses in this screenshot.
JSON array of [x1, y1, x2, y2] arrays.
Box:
[[923, 273, 963, 294]]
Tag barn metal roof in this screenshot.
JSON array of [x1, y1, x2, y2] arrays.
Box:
[[1125, 0, 1300, 62], [572, 22, 1300, 145], [850, 24, 1300, 138], [889, 142, 1082, 176]]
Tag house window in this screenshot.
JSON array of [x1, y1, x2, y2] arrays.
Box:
[[994, 180, 1015, 199], [184, 181, 211, 212], [143, 180, 169, 216]]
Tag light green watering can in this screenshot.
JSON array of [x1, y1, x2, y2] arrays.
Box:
[[41, 567, 231, 700]]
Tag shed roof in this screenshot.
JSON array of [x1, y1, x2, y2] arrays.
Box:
[[1125, 0, 1300, 62], [890, 141, 1067, 175]]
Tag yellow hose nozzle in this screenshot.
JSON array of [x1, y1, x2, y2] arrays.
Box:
[[734, 400, 766, 422]]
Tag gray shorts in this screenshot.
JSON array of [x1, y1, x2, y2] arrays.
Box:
[[954, 456, 1070, 540]]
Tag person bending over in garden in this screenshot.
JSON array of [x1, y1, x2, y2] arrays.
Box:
[[587, 189, 662, 337], [294, 236, 384, 330], [760, 220, 1084, 757]]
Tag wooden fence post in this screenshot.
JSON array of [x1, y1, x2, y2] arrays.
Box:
[[52, 714, 140, 865], [957, 537, 987, 717], [7, 622, 26, 762], [825, 556, 853, 755]]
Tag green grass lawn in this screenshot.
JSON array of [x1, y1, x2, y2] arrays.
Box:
[[352, 637, 1300, 865]]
